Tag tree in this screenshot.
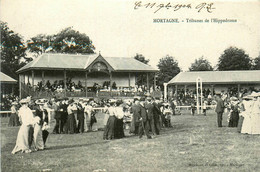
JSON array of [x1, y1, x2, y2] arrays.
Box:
[[252, 54, 260, 70], [157, 55, 181, 87], [217, 47, 252, 71], [134, 53, 149, 64], [27, 27, 95, 56], [133, 54, 152, 87], [27, 34, 53, 56], [0, 21, 27, 79], [189, 56, 213, 71]]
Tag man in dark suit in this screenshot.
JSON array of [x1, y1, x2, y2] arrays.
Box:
[[76, 100, 85, 133], [52, 100, 61, 134], [215, 94, 225, 127], [145, 96, 156, 135], [130, 98, 141, 135], [153, 98, 161, 135], [138, 97, 152, 139]]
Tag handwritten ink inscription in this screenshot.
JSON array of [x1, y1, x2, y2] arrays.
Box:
[[134, 1, 215, 13]]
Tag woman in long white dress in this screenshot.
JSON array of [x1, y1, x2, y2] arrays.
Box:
[[240, 97, 253, 134], [12, 99, 35, 154], [251, 96, 260, 134]]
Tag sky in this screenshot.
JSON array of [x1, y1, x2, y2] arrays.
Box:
[[1, 0, 260, 71]]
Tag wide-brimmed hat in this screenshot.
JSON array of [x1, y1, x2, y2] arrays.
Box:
[[11, 101, 18, 105], [248, 91, 260, 97], [35, 99, 48, 105], [140, 97, 146, 102], [20, 98, 30, 104], [146, 96, 152, 101], [243, 96, 253, 100], [68, 99, 74, 104], [230, 97, 238, 102]]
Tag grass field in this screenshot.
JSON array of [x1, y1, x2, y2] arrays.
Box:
[[1, 110, 260, 172]]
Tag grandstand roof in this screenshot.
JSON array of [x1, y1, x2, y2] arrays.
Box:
[[17, 53, 158, 73], [168, 70, 260, 85], [0, 72, 17, 83]]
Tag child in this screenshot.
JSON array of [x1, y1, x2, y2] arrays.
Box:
[[163, 103, 172, 128], [202, 100, 207, 116], [191, 103, 196, 116]]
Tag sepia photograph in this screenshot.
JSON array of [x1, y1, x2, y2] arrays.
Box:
[[0, 0, 260, 171]]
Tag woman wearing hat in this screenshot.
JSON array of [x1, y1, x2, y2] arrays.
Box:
[[12, 98, 35, 154], [32, 99, 49, 151], [114, 101, 125, 139], [103, 101, 117, 140], [240, 96, 254, 134], [228, 97, 240, 127], [250, 93, 260, 134], [8, 101, 20, 127], [67, 99, 77, 134]]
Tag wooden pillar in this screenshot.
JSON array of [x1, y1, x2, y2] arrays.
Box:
[[11, 85, 14, 95], [31, 70, 34, 90], [175, 84, 178, 97], [128, 73, 131, 88], [19, 74, 22, 98], [146, 73, 149, 93], [41, 71, 45, 85], [211, 85, 214, 96], [109, 71, 112, 96], [164, 83, 168, 101], [153, 72, 156, 90], [85, 71, 88, 97], [238, 84, 241, 98], [64, 70, 67, 97], [27, 73, 30, 84]]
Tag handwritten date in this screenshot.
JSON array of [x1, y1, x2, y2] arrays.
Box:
[[134, 1, 215, 13]]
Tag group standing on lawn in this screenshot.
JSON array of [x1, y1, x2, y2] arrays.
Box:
[[9, 91, 260, 154], [215, 92, 260, 134]]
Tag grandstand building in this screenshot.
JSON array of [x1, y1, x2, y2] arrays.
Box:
[[165, 70, 260, 99], [16, 53, 158, 98]]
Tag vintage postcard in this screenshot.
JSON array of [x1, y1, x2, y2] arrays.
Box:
[[1, 0, 260, 171]]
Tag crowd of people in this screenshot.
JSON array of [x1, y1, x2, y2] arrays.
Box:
[[215, 91, 260, 134], [8, 86, 260, 155], [9, 95, 178, 154]]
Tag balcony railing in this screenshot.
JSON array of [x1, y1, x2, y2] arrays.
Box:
[[21, 83, 162, 99]]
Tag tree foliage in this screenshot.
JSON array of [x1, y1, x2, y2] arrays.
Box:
[[189, 56, 213, 71], [217, 47, 252, 71], [0, 21, 27, 79], [133, 54, 152, 86], [134, 53, 149, 64], [252, 54, 260, 70], [27, 27, 95, 56], [157, 55, 181, 87]]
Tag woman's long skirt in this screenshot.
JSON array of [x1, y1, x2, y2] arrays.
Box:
[[8, 113, 20, 126], [33, 124, 44, 150], [12, 125, 31, 154], [241, 114, 252, 134], [228, 112, 239, 127], [67, 114, 76, 134], [103, 116, 116, 140], [237, 116, 244, 133], [114, 118, 125, 139]]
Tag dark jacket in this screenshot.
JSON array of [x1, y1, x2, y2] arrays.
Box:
[[215, 98, 225, 113], [35, 107, 48, 126], [130, 104, 141, 123], [77, 103, 85, 120], [139, 104, 148, 122], [145, 102, 154, 120]]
